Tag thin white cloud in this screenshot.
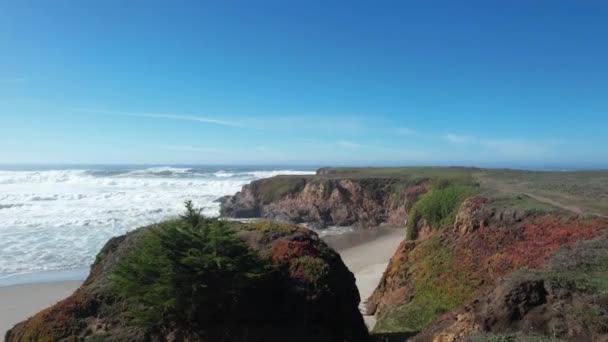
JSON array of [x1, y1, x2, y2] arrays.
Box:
[[158, 144, 226, 154], [244, 115, 366, 134], [335, 140, 427, 159], [478, 139, 550, 158], [445, 133, 558, 159], [255, 145, 272, 152], [445, 134, 474, 144], [337, 140, 363, 148], [396, 127, 416, 136], [71, 108, 244, 127]]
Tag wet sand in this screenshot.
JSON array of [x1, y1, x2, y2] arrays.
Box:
[[327, 227, 404, 328], [0, 280, 82, 336]]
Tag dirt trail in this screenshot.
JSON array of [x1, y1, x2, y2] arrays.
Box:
[[519, 192, 584, 214], [478, 177, 607, 218]]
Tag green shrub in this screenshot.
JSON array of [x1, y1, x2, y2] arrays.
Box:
[[466, 332, 558, 342], [242, 220, 297, 236], [406, 185, 477, 240], [290, 255, 330, 284], [391, 187, 405, 209], [110, 202, 270, 330], [322, 179, 333, 198], [254, 177, 307, 204], [373, 236, 475, 333]]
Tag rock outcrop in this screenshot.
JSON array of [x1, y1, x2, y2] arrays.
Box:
[[368, 196, 608, 340], [452, 196, 488, 235], [415, 237, 608, 342], [6, 219, 369, 342], [220, 176, 427, 228]]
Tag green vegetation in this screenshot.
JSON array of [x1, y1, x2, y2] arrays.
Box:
[[499, 238, 608, 336], [506, 238, 608, 295], [479, 169, 608, 216], [484, 192, 560, 212], [467, 332, 560, 342], [322, 179, 333, 198], [252, 177, 307, 204], [406, 184, 478, 240], [372, 298, 437, 334], [317, 167, 608, 216], [540, 239, 608, 294], [110, 201, 270, 329], [289, 255, 330, 284], [373, 236, 476, 333], [391, 186, 405, 209], [241, 220, 297, 236], [318, 166, 479, 180]]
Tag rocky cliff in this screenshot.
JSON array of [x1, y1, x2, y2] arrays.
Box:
[[220, 175, 428, 229], [367, 194, 608, 341], [6, 214, 368, 341], [415, 237, 608, 341]]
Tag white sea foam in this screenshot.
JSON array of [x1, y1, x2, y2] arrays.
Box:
[[0, 167, 316, 283]]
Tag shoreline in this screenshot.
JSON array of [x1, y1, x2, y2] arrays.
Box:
[[0, 280, 83, 337], [0, 226, 404, 336], [332, 227, 404, 328]]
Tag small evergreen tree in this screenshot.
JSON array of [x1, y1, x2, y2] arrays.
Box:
[[180, 200, 204, 228], [110, 202, 270, 330]]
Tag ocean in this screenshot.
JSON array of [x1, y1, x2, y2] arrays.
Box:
[[0, 165, 317, 286]]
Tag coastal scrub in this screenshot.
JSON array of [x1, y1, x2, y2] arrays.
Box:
[[406, 184, 477, 240], [110, 202, 270, 329]]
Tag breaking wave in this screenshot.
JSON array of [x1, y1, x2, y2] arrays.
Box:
[[0, 166, 315, 283]]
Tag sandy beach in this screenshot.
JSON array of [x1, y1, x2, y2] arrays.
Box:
[[0, 226, 404, 336], [0, 281, 82, 336], [327, 227, 404, 328]]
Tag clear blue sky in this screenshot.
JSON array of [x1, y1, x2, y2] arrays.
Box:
[[1, 1, 607, 168]]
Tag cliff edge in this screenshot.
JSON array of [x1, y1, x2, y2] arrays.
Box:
[[218, 168, 477, 228], [368, 192, 608, 341]]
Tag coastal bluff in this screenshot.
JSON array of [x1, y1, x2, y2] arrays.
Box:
[[368, 193, 608, 341], [220, 167, 447, 229]]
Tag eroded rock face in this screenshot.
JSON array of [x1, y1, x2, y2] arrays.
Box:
[[368, 195, 608, 339], [452, 196, 488, 235], [365, 240, 417, 316], [221, 177, 427, 228], [452, 196, 530, 236], [6, 221, 369, 342], [415, 238, 608, 342], [220, 183, 260, 218]]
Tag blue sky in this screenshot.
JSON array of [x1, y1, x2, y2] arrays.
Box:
[[1, 1, 607, 168]]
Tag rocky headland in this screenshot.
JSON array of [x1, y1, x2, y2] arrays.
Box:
[[219, 168, 441, 229]]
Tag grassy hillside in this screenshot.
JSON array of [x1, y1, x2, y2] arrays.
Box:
[[315, 167, 608, 216], [479, 169, 608, 216]]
